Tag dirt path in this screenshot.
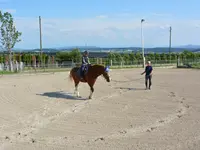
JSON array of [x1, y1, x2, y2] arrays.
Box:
[[0, 68, 199, 150]]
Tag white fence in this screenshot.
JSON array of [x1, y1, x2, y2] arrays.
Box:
[[0, 61, 24, 72]]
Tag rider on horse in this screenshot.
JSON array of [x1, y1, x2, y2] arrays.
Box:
[[80, 50, 91, 79]]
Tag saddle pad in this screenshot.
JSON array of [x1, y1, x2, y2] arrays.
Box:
[[76, 68, 82, 78]]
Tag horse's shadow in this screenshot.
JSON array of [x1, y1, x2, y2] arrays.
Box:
[[37, 91, 87, 100]]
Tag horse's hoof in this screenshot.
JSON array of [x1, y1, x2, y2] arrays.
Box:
[[88, 96, 92, 99]]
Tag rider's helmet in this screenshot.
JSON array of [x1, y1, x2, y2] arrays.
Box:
[[83, 50, 89, 56]]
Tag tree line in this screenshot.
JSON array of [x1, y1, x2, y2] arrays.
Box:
[[55, 49, 200, 64], [0, 49, 198, 65]]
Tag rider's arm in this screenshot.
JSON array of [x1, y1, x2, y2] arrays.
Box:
[[150, 66, 153, 75], [141, 66, 147, 75], [87, 57, 91, 64], [82, 56, 86, 64]]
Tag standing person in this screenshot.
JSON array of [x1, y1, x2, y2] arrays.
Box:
[[141, 61, 153, 90], [80, 50, 91, 79]]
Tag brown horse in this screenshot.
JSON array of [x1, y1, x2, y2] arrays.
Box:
[[69, 64, 111, 99]]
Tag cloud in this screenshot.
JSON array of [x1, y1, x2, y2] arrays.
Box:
[[151, 13, 172, 17], [115, 13, 135, 17], [196, 24, 200, 28], [2, 9, 16, 14], [96, 15, 108, 19], [159, 24, 171, 30], [12, 14, 200, 48]]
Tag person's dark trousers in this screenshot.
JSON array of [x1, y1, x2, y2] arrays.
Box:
[[145, 75, 152, 89], [80, 66, 85, 79]]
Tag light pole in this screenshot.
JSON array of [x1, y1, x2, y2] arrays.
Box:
[[141, 19, 145, 68], [39, 16, 43, 67], [169, 26, 172, 63]]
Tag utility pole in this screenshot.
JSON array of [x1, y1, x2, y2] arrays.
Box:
[[141, 19, 145, 68], [39, 16, 43, 67], [169, 26, 172, 63]]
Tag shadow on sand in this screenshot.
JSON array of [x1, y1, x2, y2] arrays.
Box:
[[114, 87, 146, 91], [37, 91, 87, 100]]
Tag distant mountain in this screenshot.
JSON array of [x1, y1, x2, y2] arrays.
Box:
[[11, 44, 200, 53], [192, 49, 200, 53], [175, 45, 200, 49]]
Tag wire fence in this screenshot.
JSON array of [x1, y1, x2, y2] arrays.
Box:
[[1, 58, 200, 75], [177, 58, 200, 68]]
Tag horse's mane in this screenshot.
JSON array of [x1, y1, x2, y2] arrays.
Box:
[[92, 64, 105, 67]]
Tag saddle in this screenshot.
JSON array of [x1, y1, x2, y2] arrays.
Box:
[[77, 64, 91, 80]]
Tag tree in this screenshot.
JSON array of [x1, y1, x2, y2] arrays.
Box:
[[0, 11, 22, 71], [70, 48, 81, 63]]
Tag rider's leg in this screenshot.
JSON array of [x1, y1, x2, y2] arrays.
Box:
[[149, 75, 152, 89], [145, 75, 148, 89], [80, 65, 84, 79]]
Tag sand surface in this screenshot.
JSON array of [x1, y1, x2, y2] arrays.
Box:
[[0, 68, 200, 150]]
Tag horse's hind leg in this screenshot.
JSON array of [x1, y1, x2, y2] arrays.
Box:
[[74, 81, 80, 97], [89, 86, 94, 99]]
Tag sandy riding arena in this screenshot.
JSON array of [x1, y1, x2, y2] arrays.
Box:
[[0, 68, 200, 150]]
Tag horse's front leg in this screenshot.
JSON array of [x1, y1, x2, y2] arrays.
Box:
[[89, 86, 94, 99], [88, 79, 95, 99]]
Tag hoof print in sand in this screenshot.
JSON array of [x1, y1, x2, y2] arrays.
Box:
[[158, 120, 165, 123], [31, 138, 36, 143], [177, 109, 182, 113], [151, 127, 157, 130], [177, 115, 182, 118], [169, 92, 176, 97], [146, 127, 157, 132], [119, 130, 127, 134], [5, 136, 10, 140], [146, 129, 151, 132], [17, 132, 21, 136], [95, 137, 105, 142], [185, 104, 190, 108]]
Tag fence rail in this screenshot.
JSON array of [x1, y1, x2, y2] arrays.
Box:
[[177, 58, 200, 68], [1, 58, 200, 75]]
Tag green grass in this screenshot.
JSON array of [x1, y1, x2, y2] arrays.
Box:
[[0, 71, 18, 75], [192, 63, 200, 69]]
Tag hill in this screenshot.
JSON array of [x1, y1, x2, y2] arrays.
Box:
[[2, 45, 200, 53]]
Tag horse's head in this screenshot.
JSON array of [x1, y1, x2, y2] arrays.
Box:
[[102, 66, 111, 82], [90, 64, 111, 82]]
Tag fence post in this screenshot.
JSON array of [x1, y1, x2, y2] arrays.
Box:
[[110, 59, 112, 66], [176, 55, 179, 68]]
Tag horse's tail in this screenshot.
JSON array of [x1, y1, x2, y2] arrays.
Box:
[[69, 69, 73, 82]]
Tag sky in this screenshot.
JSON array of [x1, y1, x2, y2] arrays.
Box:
[[0, 0, 200, 49]]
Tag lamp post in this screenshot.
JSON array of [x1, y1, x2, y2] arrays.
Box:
[[141, 19, 145, 68], [169, 26, 172, 63], [39, 16, 43, 67]]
